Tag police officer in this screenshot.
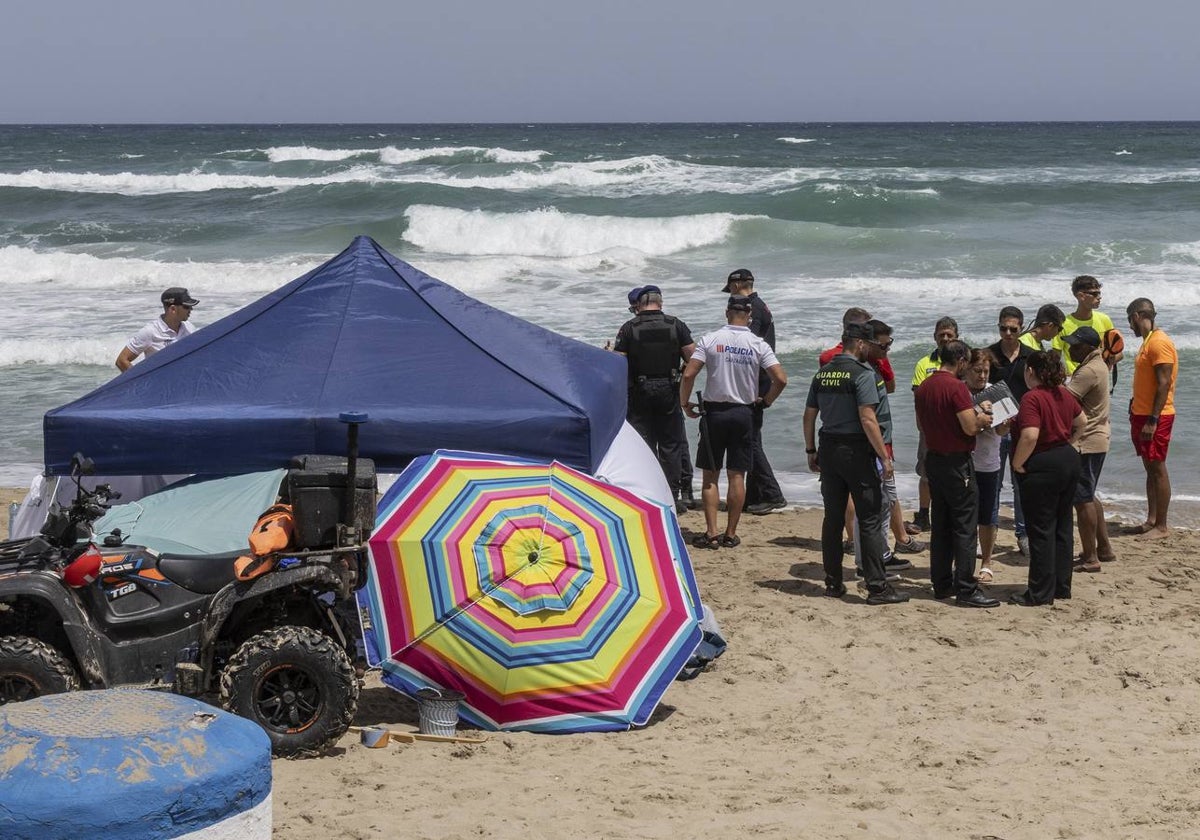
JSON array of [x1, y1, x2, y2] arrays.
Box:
[[614, 285, 695, 514], [680, 296, 787, 548], [723, 269, 787, 514], [802, 321, 909, 605]]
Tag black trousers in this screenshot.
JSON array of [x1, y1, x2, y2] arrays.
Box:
[[627, 382, 687, 494], [1015, 444, 1081, 604], [926, 451, 980, 597], [745, 404, 785, 505], [819, 434, 887, 591]]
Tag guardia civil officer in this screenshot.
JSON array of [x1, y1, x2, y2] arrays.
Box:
[[614, 285, 696, 514], [723, 269, 788, 514], [802, 321, 909, 605]]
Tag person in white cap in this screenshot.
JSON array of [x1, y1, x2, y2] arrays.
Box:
[[115, 287, 199, 372]]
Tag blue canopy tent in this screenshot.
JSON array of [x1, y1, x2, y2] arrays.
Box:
[[44, 236, 627, 476]]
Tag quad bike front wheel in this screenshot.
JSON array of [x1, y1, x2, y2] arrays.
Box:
[[0, 635, 79, 705], [219, 625, 358, 756]]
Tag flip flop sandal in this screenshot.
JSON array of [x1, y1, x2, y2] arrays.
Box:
[[978, 567, 995, 583], [1073, 560, 1102, 573], [719, 534, 741, 548], [692, 533, 720, 550]]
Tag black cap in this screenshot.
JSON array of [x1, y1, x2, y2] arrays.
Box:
[[844, 321, 875, 342], [722, 268, 754, 293], [726, 295, 753, 312], [162, 287, 199, 307], [1063, 326, 1101, 347], [1022, 303, 1064, 334]]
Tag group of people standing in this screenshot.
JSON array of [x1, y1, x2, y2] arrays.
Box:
[[614, 271, 1179, 610], [612, 270, 790, 547]]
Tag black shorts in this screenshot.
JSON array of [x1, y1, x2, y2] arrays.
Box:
[[1074, 451, 1107, 504], [696, 403, 754, 473]]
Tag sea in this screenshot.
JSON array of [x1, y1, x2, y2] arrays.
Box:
[[2, 123, 1199, 525]]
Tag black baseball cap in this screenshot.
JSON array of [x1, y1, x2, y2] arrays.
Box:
[[726, 295, 753, 312], [1063, 326, 1101, 347], [722, 268, 754, 293], [1021, 303, 1064, 334], [162, 287, 199, 307]]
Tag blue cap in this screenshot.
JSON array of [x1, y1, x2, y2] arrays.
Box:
[[627, 285, 662, 306]]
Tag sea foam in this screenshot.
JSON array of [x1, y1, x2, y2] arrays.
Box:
[[0, 167, 383, 196], [0, 246, 311, 293], [402, 205, 757, 257]]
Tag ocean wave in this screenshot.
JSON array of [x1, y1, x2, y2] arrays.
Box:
[[378, 146, 547, 164], [814, 183, 940, 199], [0, 337, 124, 368], [0, 167, 383, 196], [777, 137, 817, 144], [264, 144, 548, 164], [0, 246, 313, 293], [118, 153, 145, 159], [402, 205, 758, 257]]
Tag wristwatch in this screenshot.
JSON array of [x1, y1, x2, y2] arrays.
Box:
[[1146, 415, 1159, 425]]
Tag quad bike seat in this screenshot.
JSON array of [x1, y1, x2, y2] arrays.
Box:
[[157, 551, 246, 594]]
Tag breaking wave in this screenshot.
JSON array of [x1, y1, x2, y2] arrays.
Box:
[[402, 205, 758, 257]]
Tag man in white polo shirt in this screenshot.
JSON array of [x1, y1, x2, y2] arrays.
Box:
[[679, 295, 787, 550], [115, 287, 199, 372]]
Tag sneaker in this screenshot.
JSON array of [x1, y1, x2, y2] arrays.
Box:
[[866, 586, 911, 606], [824, 583, 848, 598], [884, 555, 914, 572], [893, 537, 925, 554], [909, 510, 930, 532], [1017, 535, 1030, 557], [746, 500, 787, 515], [854, 567, 901, 582]]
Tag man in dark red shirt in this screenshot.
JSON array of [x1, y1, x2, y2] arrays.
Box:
[[913, 340, 999, 608]]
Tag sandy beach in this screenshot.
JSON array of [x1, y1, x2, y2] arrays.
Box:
[[5, 491, 1197, 838]]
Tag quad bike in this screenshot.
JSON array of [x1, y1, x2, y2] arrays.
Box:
[[0, 413, 375, 756]]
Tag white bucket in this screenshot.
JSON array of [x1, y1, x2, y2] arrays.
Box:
[[414, 687, 463, 737]]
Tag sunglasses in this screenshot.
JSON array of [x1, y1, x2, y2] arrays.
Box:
[[997, 326, 1020, 334], [867, 339, 893, 350]]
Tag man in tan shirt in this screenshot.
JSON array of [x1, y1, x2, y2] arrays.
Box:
[[1064, 327, 1114, 571]]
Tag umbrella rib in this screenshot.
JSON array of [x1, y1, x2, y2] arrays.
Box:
[[387, 561, 528, 658]]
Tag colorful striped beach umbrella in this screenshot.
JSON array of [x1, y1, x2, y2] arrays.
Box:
[[358, 450, 702, 733]]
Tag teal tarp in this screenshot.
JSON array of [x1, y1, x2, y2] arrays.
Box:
[[94, 470, 286, 555]]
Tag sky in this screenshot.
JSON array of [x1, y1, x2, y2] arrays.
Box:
[[2, 0, 1199, 122]]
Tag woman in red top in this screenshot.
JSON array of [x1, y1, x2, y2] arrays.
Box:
[[1009, 351, 1085, 605]]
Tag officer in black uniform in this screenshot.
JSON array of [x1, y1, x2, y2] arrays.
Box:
[[614, 285, 696, 514], [723, 269, 787, 514], [802, 322, 909, 605]]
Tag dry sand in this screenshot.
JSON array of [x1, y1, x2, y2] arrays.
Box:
[[6, 493, 1198, 838], [272, 506, 1200, 840]]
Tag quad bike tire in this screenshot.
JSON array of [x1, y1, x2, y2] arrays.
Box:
[[0, 635, 79, 705], [219, 625, 358, 756]]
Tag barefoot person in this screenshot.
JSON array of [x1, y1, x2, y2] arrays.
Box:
[[1063, 327, 1115, 571], [1126, 298, 1178, 539], [680, 295, 787, 549]]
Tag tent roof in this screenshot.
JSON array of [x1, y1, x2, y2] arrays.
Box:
[[44, 236, 626, 475]]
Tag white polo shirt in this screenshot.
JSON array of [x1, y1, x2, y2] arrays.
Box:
[[125, 317, 195, 359], [692, 324, 779, 404]]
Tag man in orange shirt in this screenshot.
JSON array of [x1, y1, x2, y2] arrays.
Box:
[[1126, 298, 1178, 539]]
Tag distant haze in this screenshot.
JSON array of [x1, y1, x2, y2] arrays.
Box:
[[2, 0, 1199, 122]]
